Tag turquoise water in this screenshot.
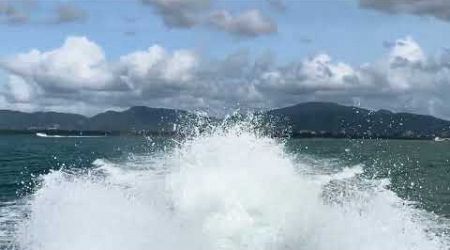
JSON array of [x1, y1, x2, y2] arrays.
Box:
[[1, 132, 450, 249]]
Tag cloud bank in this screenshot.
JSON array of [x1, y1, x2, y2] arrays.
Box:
[[1, 0, 274, 37], [141, 0, 277, 38], [360, 0, 450, 21], [141, 0, 209, 28], [0, 0, 86, 25], [2, 36, 450, 118]]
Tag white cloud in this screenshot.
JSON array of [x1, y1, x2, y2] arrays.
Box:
[[7, 74, 35, 102], [366, 37, 433, 92], [2, 36, 114, 91], [208, 9, 277, 37], [0, 37, 207, 114], [2, 36, 450, 119], [388, 36, 425, 66], [299, 53, 357, 89], [254, 36, 440, 98], [119, 45, 199, 89], [257, 53, 360, 94]]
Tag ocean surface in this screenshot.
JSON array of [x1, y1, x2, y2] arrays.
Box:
[[1, 125, 450, 249]]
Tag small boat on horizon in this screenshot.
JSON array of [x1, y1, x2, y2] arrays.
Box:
[[35, 132, 105, 138], [434, 137, 449, 142]]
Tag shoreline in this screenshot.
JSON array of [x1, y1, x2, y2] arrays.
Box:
[[0, 129, 441, 141]]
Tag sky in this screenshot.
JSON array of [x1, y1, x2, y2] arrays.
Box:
[[1, 0, 450, 118]]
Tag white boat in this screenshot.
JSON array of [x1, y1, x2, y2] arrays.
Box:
[[35, 132, 49, 137], [36, 132, 104, 138], [434, 137, 448, 142], [36, 132, 63, 138]]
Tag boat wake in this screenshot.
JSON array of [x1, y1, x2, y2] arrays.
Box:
[[4, 125, 450, 250], [35, 133, 105, 138]]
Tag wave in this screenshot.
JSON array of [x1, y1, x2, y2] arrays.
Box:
[[6, 125, 450, 250]]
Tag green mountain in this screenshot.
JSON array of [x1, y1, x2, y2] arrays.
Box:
[[0, 110, 88, 130], [88, 106, 186, 132], [1, 102, 450, 139], [267, 102, 450, 138], [0, 106, 186, 133]]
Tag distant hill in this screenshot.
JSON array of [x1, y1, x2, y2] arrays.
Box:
[[0, 110, 88, 131], [1, 102, 450, 139], [266, 102, 450, 138], [0, 106, 186, 133], [88, 106, 187, 132]]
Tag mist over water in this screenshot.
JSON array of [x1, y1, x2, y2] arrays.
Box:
[[3, 123, 450, 250]]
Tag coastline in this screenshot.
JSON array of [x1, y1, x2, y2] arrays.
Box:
[[0, 129, 441, 141]]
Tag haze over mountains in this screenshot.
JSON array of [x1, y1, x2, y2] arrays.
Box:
[[1, 102, 450, 139]]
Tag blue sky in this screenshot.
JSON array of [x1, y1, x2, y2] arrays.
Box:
[[2, 0, 450, 63], [1, 0, 450, 118]]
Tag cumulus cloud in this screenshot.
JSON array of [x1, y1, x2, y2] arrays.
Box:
[[257, 54, 355, 94], [3, 36, 450, 119], [1, 37, 114, 91], [387, 36, 425, 66], [119, 45, 200, 92], [141, 0, 210, 28], [360, 0, 450, 21], [0, 36, 209, 114], [208, 9, 277, 37]]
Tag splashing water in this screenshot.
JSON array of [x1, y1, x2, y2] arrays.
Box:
[[9, 124, 450, 250]]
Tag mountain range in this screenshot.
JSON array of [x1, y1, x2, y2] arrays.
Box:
[[1, 102, 449, 139], [0, 106, 187, 134], [267, 102, 450, 139]]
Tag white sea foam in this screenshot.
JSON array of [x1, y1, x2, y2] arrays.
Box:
[[10, 125, 450, 250]]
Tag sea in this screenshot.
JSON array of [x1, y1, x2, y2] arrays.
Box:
[[0, 122, 450, 250]]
